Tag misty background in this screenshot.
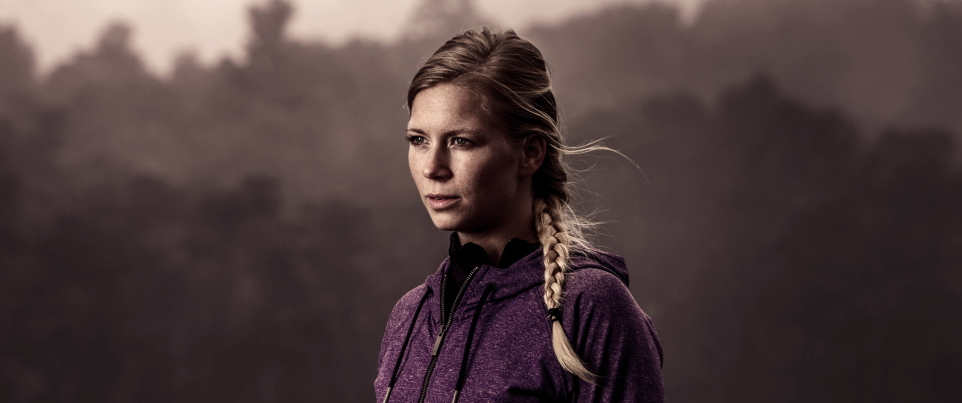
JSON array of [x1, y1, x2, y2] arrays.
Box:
[[1, 0, 960, 401]]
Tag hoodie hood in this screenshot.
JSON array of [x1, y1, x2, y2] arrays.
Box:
[[571, 247, 630, 287], [423, 245, 630, 305]]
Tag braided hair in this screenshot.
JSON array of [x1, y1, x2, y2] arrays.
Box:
[[407, 27, 607, 382]]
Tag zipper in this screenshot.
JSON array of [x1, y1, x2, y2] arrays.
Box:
[[417, 266, 481, 403]]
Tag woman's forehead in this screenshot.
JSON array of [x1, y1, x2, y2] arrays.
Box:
[[408, 84, 490, 133]]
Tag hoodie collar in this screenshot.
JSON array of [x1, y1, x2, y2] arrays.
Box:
[[425, 244, 630, 301], [448, 232, 541, 270]]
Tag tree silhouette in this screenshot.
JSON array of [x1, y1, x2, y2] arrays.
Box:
[[403, 0, 490, 39], [0, 24, 35, 98]]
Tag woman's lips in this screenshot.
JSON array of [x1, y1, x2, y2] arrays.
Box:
[[426, 195, 460, 210]]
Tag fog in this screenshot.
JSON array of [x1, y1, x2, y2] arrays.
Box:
[[0, 0, 959, 401], [1, 0, 707, 74]]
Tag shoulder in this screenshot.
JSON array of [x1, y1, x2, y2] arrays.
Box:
[[560, 250, 665, 398], [566, 247, 632, 300], [564, 267, 638, 317], [388, 283, 429, 322], [380, 284, 430, 356], [565, 266, 626, 292], [388, 258, 448, 320], [561, 265, 664, 382], [562, 250, 654, 328]]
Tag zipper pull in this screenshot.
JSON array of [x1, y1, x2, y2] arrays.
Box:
[[432, 332, 444, 356]]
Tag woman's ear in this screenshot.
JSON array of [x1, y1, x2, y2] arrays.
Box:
[[520, 135, 547, 177]]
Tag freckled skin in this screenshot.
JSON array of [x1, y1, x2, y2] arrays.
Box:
[[407, 84, 544, 261]]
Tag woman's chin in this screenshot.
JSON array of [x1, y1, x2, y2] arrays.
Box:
[[429, 215, 461, 232], [430, 213, 482, 233]]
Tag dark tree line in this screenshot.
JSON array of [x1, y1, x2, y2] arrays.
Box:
[[532, 0, 962, 137], [574, 76, 961, 401], [0, 0, 960, 401]]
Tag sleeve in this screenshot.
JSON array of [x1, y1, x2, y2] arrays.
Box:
[[562, 269, 665, 403]]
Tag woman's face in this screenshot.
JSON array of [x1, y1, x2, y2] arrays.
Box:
[[406, 83, 529, 236]]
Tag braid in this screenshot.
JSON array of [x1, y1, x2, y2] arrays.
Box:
[[535, 196, 596, 383]]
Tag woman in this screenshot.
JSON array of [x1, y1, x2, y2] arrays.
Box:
[[375, 27, 664, 402]]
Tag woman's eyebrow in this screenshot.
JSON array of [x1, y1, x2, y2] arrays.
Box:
[[406, 127, 483, 137]]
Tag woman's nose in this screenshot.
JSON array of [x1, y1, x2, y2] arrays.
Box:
[[422, 146, 452, 180]]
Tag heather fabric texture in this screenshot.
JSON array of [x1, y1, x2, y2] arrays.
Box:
[[375, 247, 665, 402], [445, 233, 540, 316]]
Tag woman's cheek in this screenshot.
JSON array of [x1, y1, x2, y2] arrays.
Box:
[[408, 149, 422, 181]]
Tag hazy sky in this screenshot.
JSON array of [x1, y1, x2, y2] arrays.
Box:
[[0, 0, 707, 75]]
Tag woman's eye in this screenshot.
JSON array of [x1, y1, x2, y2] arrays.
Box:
[[405, 135, 426, 146], [452, 137, 472, 147]]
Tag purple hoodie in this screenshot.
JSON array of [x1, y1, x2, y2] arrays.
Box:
[[375, 248, 664, 402]]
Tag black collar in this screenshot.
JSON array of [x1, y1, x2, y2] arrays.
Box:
[[448, 232, 540, 270], [442, 233, 540, 323]]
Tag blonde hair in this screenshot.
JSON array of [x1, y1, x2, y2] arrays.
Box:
[[408, 27, 611, 382]]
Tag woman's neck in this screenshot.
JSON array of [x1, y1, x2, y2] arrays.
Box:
[[458, 187, 540, 264], [458, 215, 538, 265]]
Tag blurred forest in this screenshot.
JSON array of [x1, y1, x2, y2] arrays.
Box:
[[1, 0, 960, 401]]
